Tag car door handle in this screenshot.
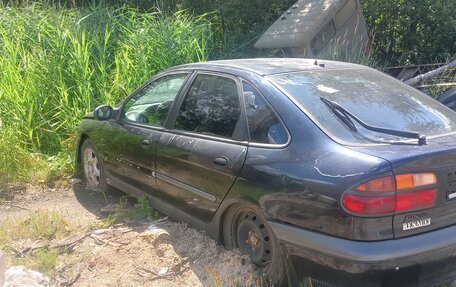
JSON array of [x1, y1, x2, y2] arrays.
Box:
[[142, 139, 152, 147], [213, 157, 228, 166]]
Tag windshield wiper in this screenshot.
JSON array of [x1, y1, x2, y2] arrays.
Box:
[[320, 97, 427, 145]]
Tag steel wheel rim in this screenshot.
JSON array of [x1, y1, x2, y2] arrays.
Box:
[[83, 147, 100, 188], [235, 211, 273, 267]]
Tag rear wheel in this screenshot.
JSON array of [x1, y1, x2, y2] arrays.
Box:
[[81, 139, 108, 192], [223, 205, 286, 284]]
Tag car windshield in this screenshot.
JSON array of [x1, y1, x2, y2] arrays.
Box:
[[268, 68, 456, 145]]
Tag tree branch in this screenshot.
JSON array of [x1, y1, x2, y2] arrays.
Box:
[[404, 60, 456, 87]]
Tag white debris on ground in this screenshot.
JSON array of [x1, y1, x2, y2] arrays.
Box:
[[2, 266, 50, 287], [0, 253, 4, 286]]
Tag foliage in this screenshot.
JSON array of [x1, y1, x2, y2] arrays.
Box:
[[126, 0, 456, 64], [177, 0, 296, 58], [361, 0, 456, 65], [99, 195, 161, 227], [0, 125, 47, 183], [0, 210, 74, 276], [179, 0, 455, 63], [0, 3, 211, 183], [0, 0, 454, 184], [28, 249, 60, 275], [81, 0, 297, 58], [0, 210, 72, 242], [182, 0, 455, 63]]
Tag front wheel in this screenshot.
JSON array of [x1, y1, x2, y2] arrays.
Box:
[[223, 205, 286, 284], [81, 139, 109, 192]]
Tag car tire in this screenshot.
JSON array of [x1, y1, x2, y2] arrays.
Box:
[[223, 204, 286, 284], [81, 139, 109, 192]]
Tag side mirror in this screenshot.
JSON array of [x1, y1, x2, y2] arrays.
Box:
[[94, 105, 114, 121]]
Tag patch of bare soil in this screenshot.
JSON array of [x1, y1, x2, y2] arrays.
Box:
[[0, 182, 263, 287], [58, 221, 261, 287]]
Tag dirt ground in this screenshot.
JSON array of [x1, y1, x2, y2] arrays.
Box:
[[0, 181, 264, 287]]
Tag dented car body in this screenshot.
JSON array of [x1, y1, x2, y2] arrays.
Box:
[[76, 59, 456, 286]]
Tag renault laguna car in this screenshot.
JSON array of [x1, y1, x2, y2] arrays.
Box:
[[76, 59, 456, 286]]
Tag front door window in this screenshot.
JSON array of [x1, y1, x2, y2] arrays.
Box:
[[122, 73, 189, 126]]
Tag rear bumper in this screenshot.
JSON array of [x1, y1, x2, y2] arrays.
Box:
[[269, 221, 456, 287]]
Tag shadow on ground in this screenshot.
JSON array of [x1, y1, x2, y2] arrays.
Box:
[[72, 182, 137, 218], [69, 181, 264, 287]]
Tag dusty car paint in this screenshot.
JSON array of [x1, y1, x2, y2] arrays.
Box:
[[76, 59, 456, 287]]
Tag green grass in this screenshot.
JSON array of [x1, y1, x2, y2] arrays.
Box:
[[28, 249, 60, 276], [0, 3, 212, 184], [0, 210, 73, 243], [98, 195, 161, 228], [0, 210, 74, 276]]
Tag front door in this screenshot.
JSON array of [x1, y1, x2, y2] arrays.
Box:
[[155, 73, 248, 222], [102, 72, 190, 195]]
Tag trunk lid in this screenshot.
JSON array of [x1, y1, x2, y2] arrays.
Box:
[[349, 133, 456, 238]]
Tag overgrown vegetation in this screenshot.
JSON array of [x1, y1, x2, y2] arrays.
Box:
[[0, 1, 454, 184], [99, 195, 160, 227], [28, 249, 60, 275], [361, 0, 456, 66], [0, 210, 74, 274], [0, 210, 72, 242], [83, 0, 454, 64], [0, 3, 211, 183], [0, 197, 159, 275]]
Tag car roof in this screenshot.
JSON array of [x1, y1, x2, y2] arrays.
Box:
[[171, 58, 367, 76]]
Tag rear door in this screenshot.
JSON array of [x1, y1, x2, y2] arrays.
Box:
[[155, 72, 248, 222]]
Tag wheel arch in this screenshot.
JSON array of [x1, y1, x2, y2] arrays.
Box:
[[214, 197, 287, 283], [209, 197, 263, 243], [75, 133, 90, 172]]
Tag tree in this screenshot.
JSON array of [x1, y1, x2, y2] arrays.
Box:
[[361, 0, 456, 65]]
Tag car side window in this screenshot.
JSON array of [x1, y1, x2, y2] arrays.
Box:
[[174, 74, 241, 139], [122, 73, 189, 126], [243, 82, 288, 144]]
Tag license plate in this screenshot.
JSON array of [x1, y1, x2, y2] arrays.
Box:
[[446, 170, 456, 200]]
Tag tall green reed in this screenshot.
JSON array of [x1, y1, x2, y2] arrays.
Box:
[[0, 3, 212, 183]]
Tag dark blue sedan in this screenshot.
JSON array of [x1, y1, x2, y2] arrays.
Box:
[[76, 59, 456, 287]]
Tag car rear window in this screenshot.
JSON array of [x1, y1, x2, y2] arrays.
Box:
[[268, 68, 456, 145]]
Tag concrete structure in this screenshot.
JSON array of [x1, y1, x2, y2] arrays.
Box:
[[254, 0, 369, 58]]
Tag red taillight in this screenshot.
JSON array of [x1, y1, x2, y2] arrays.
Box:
[[342, 194, 395, 215], [342, 173, 437, 216], [395, 189, 437, 212]]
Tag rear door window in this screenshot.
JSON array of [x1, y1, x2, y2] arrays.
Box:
[[174, 74, 242, 139], [243, 82, 288, 145]]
